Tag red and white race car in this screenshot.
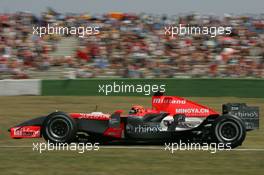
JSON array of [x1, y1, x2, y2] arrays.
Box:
[[9, 92, 259, 148]]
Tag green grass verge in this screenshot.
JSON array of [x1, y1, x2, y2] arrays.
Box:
[[0, 96, 263, 175]]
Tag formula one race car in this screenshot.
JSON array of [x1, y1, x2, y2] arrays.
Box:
[[9, 93, 259, 148]]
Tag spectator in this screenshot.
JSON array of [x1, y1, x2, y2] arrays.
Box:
[[0, 11, 263, 79]]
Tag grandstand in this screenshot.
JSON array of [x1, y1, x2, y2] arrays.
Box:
[[0, 11, 263, 79]]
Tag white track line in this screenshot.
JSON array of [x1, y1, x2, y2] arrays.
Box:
[[1, 145, 264, 151], [100, 146, 162, 150], [232, 148, 264, 151]]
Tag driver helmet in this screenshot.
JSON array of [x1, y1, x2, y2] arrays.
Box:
[[129, 105, 145, 115]]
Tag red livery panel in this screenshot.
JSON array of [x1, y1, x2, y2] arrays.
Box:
[[152, 95, 219, 117], [70, 113, 110, 120], [10, 126, 41, 138]]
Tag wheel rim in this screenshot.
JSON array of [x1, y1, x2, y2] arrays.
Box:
[[218, 121, 240, 142], [49, 118, 70, 138]]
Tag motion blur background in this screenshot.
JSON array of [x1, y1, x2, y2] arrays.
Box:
[[0, 0, 263, 80], [0, 1, 263, 175]]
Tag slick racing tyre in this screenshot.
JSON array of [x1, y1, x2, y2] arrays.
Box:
[[42, 112, 77, 143], [212, 114, 246, 149]]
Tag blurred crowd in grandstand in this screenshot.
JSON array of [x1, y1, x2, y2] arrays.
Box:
[[0, 9, 263, 79]]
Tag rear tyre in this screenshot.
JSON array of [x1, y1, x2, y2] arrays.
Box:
[[212, 114, 246, 148], [42, 112, 77, 143]]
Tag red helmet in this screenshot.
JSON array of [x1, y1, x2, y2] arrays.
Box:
[[129, 105, 145, 115]]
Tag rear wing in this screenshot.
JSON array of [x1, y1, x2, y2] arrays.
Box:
[[223, 103, 259, 130]]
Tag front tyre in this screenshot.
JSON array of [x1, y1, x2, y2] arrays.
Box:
[[42, 112, 77, 143], [212, 114, 246, 148]]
